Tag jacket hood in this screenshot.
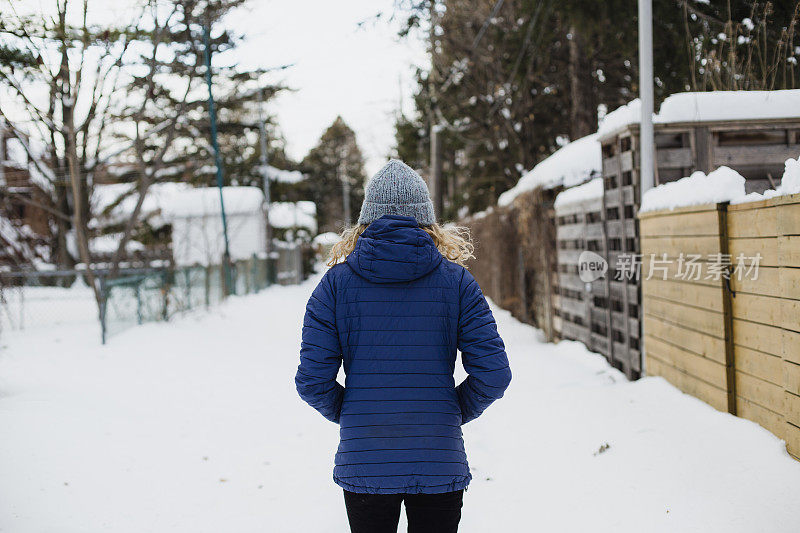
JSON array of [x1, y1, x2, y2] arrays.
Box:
[[345, 215, 443, 283]]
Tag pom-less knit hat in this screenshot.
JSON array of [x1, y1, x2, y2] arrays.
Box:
[[357, 159, 436, 226]]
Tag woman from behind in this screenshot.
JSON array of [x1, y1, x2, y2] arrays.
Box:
[[295, 159, 512, 533]]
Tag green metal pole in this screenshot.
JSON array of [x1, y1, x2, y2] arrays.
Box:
[[203, 22, 234, 295]]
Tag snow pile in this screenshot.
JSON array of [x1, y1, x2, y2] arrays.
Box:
[[732, 156, 800, 204], [498, 134, 601, 206], [269, 201, 317, 232], [598, 90, 800, 138], [640, 166, 746, 212], [554, 177, 604, 209], [2, 275, 800, 531], [264, 165, 305, 184]]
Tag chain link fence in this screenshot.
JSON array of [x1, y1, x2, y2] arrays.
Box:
[[1, 244, 309, 345]]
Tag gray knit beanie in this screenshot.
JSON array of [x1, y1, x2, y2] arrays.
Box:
[[357, 159, 436, 226]]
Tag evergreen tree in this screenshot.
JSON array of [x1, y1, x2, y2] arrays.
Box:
[[300, 117, 366, 233], [394, 0, 800, 215]]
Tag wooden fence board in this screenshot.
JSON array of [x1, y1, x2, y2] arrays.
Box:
[[779, 267, 800, 300], [777, 202, 800, 236], [714, 144, 800, 168], [780, 299, 800, 331], [643, 316, 726, 363], [785, 392, 800, 427], [730, 266, 781, 298], [732, 318, 784, 357], [735, 371, 785, 413], [736, 396, 785, 437], [784, 330, 800, 365], [641, 279, 724, 312], [646, 356, 729, 412], [779, 235, 800, 266], [727, 206, 778, 238], [735, 345, 784, 386], [645, 335, 728, 388], [785, 361, 800, 397], [640, 235, 721, 258], [640, 256, 724, 287], [729, 237, 779, 267], [730, 292, 783, 325], [640, 209, 721, 238], [786, 422, 800, 459], [644, 296, 726, 338]]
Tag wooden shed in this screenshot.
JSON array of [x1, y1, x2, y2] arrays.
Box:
[[599, 111, 800, 379]]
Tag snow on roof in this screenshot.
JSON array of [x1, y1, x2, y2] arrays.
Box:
[[554, 177, 604, 209], [640, 166, 746, 213], [268, 201, 317, 232], [598, 90, 800, 139], [93, 183, 264, 225], [498, 133, 601, 206], [162, 187, 264, 218], [264, 165, 305, 184]]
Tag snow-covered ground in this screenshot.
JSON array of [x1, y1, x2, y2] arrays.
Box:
[[1, 272, 800, 532]]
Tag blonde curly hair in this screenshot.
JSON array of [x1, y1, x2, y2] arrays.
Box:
[[327, 223, 475, 267]]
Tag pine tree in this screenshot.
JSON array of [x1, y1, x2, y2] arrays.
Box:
[[300, 117, 366, 233]]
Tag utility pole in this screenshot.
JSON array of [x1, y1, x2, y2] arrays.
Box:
[[427, 0, 444, 221], [339, 146, 351, 227], [257, 87, 273, 258], [429, 124, 444, 220], [638, 0, 654, 375], [203, 22, 233, 294], [638, 0, 655, 197]]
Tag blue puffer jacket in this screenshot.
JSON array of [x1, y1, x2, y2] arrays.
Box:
[[295, 215, 511, 494]]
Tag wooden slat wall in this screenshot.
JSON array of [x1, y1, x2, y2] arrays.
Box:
[[638, 193, 800, 460], [728, 193, 800, 459], [555, 193, 609, 357], [639, 204, 734, 413]]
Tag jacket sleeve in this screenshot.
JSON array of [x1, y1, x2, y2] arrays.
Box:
[[455, 269, 512, 424], [295, 270, 344, 423]]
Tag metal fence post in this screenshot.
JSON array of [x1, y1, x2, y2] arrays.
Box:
[[136, 279, 143, 325], [251, 254, 258, 293], [99, 274, 108, 345], [161, 270, 169, 321]]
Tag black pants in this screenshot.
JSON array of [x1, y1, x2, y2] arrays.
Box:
[[343, 489, 463, 533]]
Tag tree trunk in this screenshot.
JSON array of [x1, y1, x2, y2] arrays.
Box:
[[568, 26, 596, 140]]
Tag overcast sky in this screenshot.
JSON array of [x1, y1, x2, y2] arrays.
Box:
[[11, 0, 427, 177], [223, 0, 427, 176]]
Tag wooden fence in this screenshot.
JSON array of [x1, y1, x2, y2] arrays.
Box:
[[463, 187, 560, 341], [554, 183, 613, 358], [639, 192, 800, 459]]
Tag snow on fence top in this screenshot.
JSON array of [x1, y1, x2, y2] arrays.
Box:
[[553, 177, 604, 209], [640, 166, 745, 212], [732, 156, 800, 204], [497, 133, 601, 206], [641, 156, 800, 212], [598, 89, 800, 139]]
